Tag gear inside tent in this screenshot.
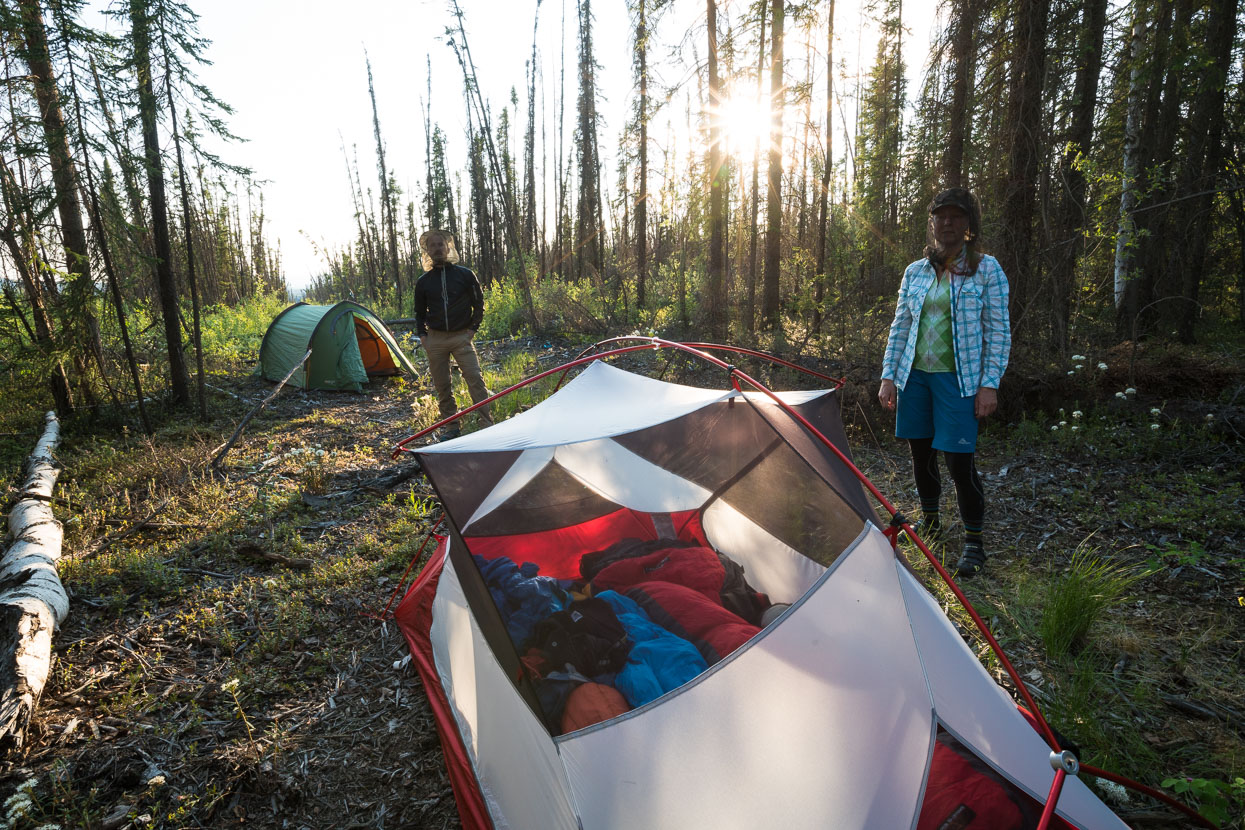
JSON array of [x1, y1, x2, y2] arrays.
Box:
[[256, 301, 418, 392], [390, 350, 1136, 830]]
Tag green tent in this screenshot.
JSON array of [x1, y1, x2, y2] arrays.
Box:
[[256, 301, 419, 391]]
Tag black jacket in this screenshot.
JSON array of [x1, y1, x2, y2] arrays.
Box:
[[414, 263, 485, 336]]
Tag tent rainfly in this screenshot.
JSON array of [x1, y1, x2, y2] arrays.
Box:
[[256, 301, 418, 391], [388, 343, 1165, 830]]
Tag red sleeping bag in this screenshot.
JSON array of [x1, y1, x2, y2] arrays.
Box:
[[623, 581, 759, 664], [917, 729, 1079, 830]]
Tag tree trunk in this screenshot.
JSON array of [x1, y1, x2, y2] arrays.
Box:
[[368, 57, 403, 313], [746, 2, 768, 334], [942, 0, 972, 186], [813, 0, 835, 335], [130, 0, 190, 405], [706, 0, 727, 336], [636, 0, 649, 310], [762, 0, 784, 329], [17, 0, 109, 402], [1113, 9, 1148, 331], [0, 412, 67, 756], [525, 4, 542, 257], [159, 8, 207, 420], [998, 0, 1049, 338], [1172, 0, 1238, 343], [1048, 0, 1107, 353]]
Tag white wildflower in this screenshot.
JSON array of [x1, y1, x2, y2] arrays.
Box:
[[1071, 425, 1080, 432], [1150, 407, 1161, 416], [1205, 413, 1215, 422], [1072, 411, 1082, 419], [1071, 354, 1086, 362], [1067, 371, 1076, 376], [1059, 421, 1067, 426], [1115, 392, 1126, 399], [4, 792, 32, 814], [1050, 425, 1059, 431], [1125, 387, 1137, 395], [1150, 424, 1160, 430], [1097, 779, 1130, 806], [1097, 362, 1108, 370], [221, 678, 240, 693], [1075, 364, 1085, 370]]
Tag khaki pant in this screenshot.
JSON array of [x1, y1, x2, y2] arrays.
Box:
[[423, 329, 492, 424]]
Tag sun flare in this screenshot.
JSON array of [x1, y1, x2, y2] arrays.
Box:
[[717, 90, 773, 157]]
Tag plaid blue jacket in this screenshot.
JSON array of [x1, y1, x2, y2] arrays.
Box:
[[881, 253, 1011, 398]]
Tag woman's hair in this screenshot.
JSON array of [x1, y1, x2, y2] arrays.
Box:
[[419, 229, 460, 272], [924, 187, 985, 276]]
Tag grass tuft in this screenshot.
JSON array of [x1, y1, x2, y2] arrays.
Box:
[[1040, 541, 1147, 659]]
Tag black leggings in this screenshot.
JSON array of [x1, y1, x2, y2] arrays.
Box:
[[908, 438, 984, 530]]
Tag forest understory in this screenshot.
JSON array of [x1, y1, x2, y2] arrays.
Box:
[[0, 335, 1239, 830]]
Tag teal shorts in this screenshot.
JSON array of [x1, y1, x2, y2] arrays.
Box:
[[896, 370, 978, 453]]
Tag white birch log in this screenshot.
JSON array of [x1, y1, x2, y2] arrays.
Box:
[[0, 411, 66, 755]]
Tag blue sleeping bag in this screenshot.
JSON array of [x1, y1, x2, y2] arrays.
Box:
[[595, 590, 708, 707]]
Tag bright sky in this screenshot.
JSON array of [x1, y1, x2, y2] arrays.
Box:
[[90, 0, 938, 291]]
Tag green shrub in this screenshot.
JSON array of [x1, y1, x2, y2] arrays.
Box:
[[1040, 544, 1146, 659]]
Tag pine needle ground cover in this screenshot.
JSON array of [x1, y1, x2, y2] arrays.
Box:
[[0, 335, 1239, 829]]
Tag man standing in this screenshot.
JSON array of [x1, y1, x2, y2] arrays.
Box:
[[414, 229, 492, 437]]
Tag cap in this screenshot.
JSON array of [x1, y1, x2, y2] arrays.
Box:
[[929, 188, 976, 216]]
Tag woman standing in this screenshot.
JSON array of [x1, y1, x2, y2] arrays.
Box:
[[877, 188, 1011, 578]]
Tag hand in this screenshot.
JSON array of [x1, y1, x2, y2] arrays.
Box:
[[975, 387, 998, 419], [878, 379, 897, 411]]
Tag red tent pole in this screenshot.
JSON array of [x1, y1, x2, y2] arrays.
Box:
[[370, 515, 445, 621], [1036, 768, 1067, 830]]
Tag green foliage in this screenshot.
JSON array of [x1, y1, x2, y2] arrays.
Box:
[[1160, 775, 1245, 826], [480, 279, 530, 339], [1040, 543, 1146, 659], [199, 293, 290, 363]]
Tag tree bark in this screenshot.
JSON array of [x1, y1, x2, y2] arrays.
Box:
[[762, 0, 784, 329], [635, 0, 649, 310], [813, 0, 835, 335], [706, 0, 726, 336], [130, 0, 190, 405], [998, 0, 1049, 337], [158, 7, 207, 420], [1172, 0, 1238, 343], [746, 1, 767, 333], [17, 0, 110, 403], [1113, 9, 1147, 329], [942, 0, 973, 186], [0, 411, 67, 756], [1048, 0, 1107, 353]]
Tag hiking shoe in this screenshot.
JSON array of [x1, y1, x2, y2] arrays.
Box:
[[953, 544, 986, 579], [438, 422, 462, 441]]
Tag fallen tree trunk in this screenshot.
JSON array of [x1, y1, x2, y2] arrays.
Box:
[[0, 411, 67, 756]]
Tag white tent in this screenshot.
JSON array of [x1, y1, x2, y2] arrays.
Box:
[[395, 361, 1128, 830]]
